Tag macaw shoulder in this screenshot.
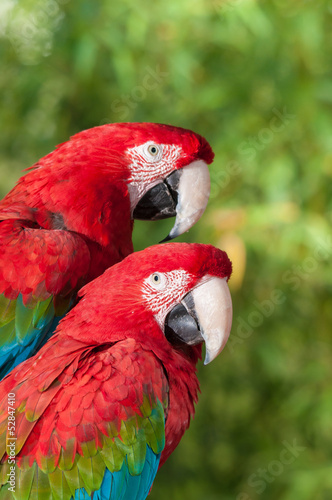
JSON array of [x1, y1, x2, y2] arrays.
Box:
[[0, 218, 91, 303]]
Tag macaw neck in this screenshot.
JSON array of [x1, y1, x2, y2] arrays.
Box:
[[159, 345, 201, 467], [39, 171, 133, 252]]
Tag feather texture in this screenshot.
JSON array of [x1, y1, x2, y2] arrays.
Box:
[[0, 336, 168, 500], [0, 242, 232, 499], [0, 124, 214, 377]]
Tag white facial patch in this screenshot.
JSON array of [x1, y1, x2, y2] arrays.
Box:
[[126, 141, 182, 211], [141, 269, 193, 329]]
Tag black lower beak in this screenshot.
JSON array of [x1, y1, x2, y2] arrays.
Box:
[[133, 170, 180, 221], [165, 294, 203, 346]]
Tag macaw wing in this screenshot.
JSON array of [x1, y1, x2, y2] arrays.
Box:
[[0, 337, 169, 500], [0, 219, 91, 377]]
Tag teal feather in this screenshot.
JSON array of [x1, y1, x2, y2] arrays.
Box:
[[75, 446, 160, 500], [0, 293, 69, 378]]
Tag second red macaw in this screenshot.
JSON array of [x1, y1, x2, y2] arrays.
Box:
[[0, 242, 233, 499]]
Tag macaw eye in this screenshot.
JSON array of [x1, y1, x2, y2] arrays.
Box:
[[149, 272, 167, 289], [148, 144, 159, 156], [152, 273, 161, 284]]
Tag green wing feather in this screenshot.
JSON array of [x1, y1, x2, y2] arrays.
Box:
[[0, 294, 71, 378], [0, 338, 169, 500]]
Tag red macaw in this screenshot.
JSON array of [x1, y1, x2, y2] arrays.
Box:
[[0, 242, 232, 500], [0, 123, 214, 377]]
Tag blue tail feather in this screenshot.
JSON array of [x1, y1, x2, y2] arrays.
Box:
[[75, 446, 160, 500]]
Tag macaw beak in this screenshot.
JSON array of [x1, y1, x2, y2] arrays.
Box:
[[165, 277, 233, 364], [132, 160, 210, 241]]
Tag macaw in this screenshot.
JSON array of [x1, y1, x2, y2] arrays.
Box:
[[0, 242, 232, 500], [0, 123, 214, 377]]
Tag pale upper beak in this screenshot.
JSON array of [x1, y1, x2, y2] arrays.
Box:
[[165, 277, 233, 364], [132, 160, 210, 241]]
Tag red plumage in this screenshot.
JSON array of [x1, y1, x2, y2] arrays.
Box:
[[0, 123, 213, 303], [0, 123, 214, 378], [0, 243, 231, 473]]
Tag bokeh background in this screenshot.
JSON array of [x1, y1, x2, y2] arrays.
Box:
[[0, 0, 331, 498]]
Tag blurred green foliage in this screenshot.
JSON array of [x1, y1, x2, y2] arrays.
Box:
[[0, 0, 331, 498]]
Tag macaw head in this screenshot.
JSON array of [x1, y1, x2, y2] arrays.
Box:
[[75, 242, 232, 365], [117, 122, 214, 241], [65, 122, 214, 241], [13, 123, 214, 244]]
